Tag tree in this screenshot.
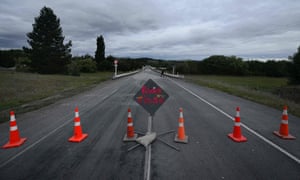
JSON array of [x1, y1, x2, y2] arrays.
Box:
[[264, 60, 289, 77], [289, 46, 300, 84], [95, 35, 105, 69], [23, 6, 72, 74], [246, 60, 265, 76], [199, 55, 248, 75]]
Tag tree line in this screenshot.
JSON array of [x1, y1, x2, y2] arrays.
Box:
[[174, 55, 291, 77], [0, 50, 295, 77], [1, 47, 299, 84], [0, 6, 299, 84]]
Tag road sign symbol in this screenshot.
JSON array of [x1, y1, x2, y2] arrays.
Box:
[[134, 79, 169, 116]]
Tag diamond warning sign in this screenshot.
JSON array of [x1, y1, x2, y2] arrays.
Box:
[[134, 79, 169, 116]]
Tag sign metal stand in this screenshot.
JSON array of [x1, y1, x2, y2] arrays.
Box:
[[127, 79, 179, 151], [125, 79, 180, 180]]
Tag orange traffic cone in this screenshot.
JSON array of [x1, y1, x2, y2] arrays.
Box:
[[123, 108, 137, 141], [3, 111, 27, 149], [228, 107, 247, 142], [273, 106, 295, 140], [174, 108, 188, 143], [69, 107, 88, 142], [126, 109, 134, 138]]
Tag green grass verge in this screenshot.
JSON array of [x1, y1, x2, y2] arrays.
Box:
[[186, 75, 300, 118], [0, 71, 113, 122]]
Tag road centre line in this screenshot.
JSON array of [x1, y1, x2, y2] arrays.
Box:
[[144, 145, 152, 180], [144, 115, 153, 180], [0, 88, 119, 168], [171, 79, 300, 165]]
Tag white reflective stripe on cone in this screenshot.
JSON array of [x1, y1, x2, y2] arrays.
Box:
[[128, 112, 132, 118], [236, 112, 240, 117], [127, 122, 133, 127], [74, 122, 81, 126], [10, 125, 18, 131], [75, 112, 79, 117], [11, 115, 16, 121], [179, 122, 184, 127], [281, 120, 288, 125], [235, 122, 241, 126]]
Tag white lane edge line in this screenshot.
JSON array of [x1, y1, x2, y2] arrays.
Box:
[[171, 79, 300, 165], [0, 114, 72, 168], [0, 88, 119, 168]]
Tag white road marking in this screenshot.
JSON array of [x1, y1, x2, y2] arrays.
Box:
[[0, 113, 73, 168], [144, 115, 153, 180], [171, 79, 300, 165], [144, 145, 152, 180], [0, 88, 119, 168]]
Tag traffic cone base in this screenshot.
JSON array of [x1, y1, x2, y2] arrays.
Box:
[[174, 134, 188, 144], [123, 133, 138, 142], [273, 131, 295, 140], [228, 133, 247, 142], [69, 133, 88, 143], [3, 137, 27, 149]]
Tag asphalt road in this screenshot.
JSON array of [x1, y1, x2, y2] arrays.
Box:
[[0, 69, 300, 180]]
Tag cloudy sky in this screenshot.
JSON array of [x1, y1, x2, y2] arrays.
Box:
[[1, 0, 300, 60]]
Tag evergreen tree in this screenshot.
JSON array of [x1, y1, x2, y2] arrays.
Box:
[[23, 6, 72, 74], [289, 46, 300, 84], [95, 35, 105, 69]]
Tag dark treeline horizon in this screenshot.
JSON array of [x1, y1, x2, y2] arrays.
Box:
[[0, 49, 294, 78]]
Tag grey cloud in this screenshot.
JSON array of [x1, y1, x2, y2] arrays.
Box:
[[0, 34, 26, 49], [1, 0, 300, 60]]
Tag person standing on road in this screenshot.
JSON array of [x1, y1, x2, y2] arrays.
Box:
[[161, 69, 165, 77]]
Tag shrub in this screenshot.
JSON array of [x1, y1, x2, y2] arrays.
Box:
[[67, 61, 80, 76], [77, 58, 97, 73], [0, 51, 15, 67], [16, 57, 31, 72]]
